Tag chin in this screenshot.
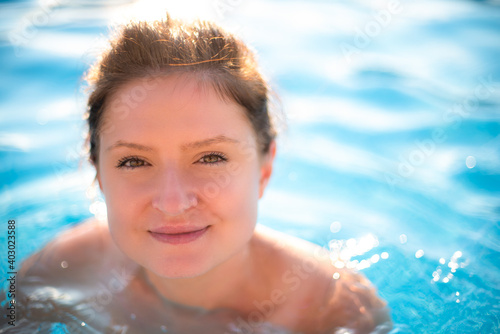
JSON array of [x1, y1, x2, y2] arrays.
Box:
[[155, 270, 205, 280], [148, 256, 216, 279]]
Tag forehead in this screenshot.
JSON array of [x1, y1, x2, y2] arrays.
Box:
[[100, 74, 256, 146]]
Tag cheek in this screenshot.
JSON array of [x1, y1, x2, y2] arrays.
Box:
[[203, 165, 260, 220], [99, 172, 149, 233], [102, 179, 150, 260]]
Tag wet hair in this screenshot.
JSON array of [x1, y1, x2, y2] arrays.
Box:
[[85, 14, 279, 165]]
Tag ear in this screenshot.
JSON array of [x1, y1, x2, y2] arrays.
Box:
[[258, 140, 276, 199]]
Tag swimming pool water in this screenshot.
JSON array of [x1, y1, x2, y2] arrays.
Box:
[[1, 0, 499, 333]]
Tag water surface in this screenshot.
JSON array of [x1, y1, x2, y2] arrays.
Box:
[[1, 0, 499, 332]]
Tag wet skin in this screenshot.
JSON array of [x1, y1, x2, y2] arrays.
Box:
[[15, 74, 391, 333]]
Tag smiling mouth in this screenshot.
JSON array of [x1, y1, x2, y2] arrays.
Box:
[[148, 226, 210, 245]]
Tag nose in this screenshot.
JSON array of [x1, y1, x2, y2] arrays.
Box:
[[151, 166, 198, 216]]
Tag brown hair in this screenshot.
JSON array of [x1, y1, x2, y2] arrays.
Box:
[[85, 14, 279, 165]]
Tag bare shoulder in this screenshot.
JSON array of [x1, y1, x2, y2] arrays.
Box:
[[253, 226, 391, 333], [19, 219, 120, 281], [314, 268, 392, 334]]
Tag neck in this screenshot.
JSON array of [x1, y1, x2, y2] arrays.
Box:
[[145, 239, 258, 311]]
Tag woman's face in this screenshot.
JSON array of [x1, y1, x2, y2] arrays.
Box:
[[96, 74, 274, 278]]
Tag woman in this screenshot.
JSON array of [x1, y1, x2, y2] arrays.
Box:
[[13, 14, 391, 334]]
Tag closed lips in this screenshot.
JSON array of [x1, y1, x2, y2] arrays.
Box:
[[148, 226, 211, 244], [149, 226, 210, 234]]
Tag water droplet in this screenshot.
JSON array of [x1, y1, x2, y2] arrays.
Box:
[[466, 156, 476, 168], [415, 249, 424, 258], [81, 322, 86, 327], [381, 252, 389, 259], [456, 292, 460, 296], [333, 272, 340, 280], [330, 221, 342, 233], [453, 251, 463, 259], [371, 254, 380, 263], [439, 258, 445, 265], [399, 234, 407, 244], [60, 261, 68, 269], [456, 299, 460, 303], [443, 277, 449, 283]]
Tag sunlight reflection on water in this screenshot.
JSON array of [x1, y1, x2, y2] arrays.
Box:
[[1, 0, 499, 333]]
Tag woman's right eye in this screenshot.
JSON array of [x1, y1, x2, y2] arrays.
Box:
[[116, 157, 149, 169]]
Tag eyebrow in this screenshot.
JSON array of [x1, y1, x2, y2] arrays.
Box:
[[180, 135, 239, 150], [106, 141, 153, 152], [106, 135, 239, 152]]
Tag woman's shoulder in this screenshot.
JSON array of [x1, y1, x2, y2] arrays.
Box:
[[11, 220, 139, 330], [19, 218, 125, 282], [253, 225, 391, 333]]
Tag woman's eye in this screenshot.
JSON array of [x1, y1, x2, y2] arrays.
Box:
[[198, 153, 227, 165], [116, 157, 149, 169]]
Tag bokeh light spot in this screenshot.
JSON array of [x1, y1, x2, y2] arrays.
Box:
[[330, 221, 342, 233], [415, 249, 424, 258], [466, 156, 476, 168]]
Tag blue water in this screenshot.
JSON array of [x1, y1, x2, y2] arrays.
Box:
[[1, 0, 499, 333]]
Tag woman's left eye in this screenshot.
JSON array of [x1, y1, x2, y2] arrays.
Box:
[[197, 153, 228, 165]]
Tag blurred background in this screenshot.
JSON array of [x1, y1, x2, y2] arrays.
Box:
[[1, 0, 499, 332]]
